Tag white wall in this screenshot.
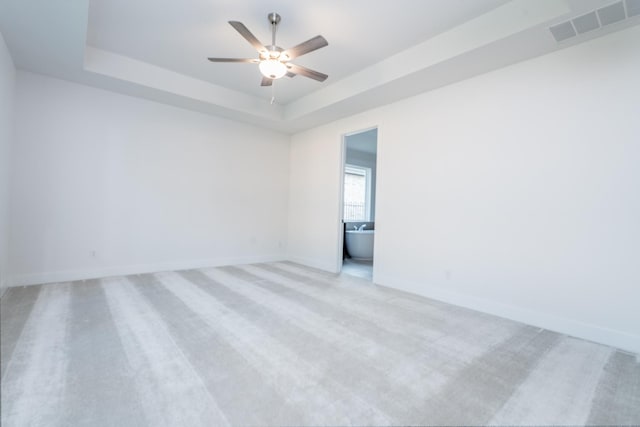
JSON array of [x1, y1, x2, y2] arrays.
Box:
[[287, 26, 640, 353], [10, 71, 290, 285], [0, 31, 16, 297]]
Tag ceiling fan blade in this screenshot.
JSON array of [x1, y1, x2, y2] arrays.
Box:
[[286, 63, 328, 82], [228, 21, 266, 53], [283, 35, 328, 59], [207, 58, 259, 63], [261, 77, 273, 87]]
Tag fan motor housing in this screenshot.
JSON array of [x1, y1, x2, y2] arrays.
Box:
[[261, 45, 286, 60]]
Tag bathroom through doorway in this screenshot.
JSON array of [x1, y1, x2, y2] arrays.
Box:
[[339, 127, 378, 281]]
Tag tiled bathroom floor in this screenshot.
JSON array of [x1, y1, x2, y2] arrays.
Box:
[[341, 259, 373, 280]]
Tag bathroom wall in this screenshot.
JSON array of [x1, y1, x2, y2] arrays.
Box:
[[287, 25, 640, 353], [345, 128, 378, 221], [345, 149, 377, 222]]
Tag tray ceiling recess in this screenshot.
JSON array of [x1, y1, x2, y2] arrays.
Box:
[[2, 0, 640, 133]]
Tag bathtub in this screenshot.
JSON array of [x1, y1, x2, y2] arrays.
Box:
[[345, 229, 375, 260]]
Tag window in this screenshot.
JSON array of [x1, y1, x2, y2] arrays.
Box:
[[343, 164, 371, 221]]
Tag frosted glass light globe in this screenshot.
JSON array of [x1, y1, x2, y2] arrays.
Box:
[[259, 59, 287, 79]]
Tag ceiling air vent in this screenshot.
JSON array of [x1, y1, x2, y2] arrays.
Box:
[[549, 1, 638, 42], [572, 12, 600, 34], [626, 0, 640, 17], [598, 2, 626, 25], [550, 22, 577, 41]]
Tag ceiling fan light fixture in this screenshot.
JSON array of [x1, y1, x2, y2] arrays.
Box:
[[259, 59, 287, 79], [208, 13, 328, 86]]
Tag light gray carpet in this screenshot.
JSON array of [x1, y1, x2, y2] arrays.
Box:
[[1, 262, 639, 426]]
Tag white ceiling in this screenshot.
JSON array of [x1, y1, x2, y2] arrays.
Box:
[[1, 0, 639, 133]]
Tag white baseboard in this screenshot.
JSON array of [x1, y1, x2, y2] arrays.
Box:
[[8, 254, 287, 287], [286, 256, 340, 274], [375, 272, 640, 355]]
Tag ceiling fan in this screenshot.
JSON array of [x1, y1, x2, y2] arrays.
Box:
[[207, 13, 329, 87]]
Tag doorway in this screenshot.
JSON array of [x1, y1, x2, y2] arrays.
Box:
[[339, 127, 378, 280]]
